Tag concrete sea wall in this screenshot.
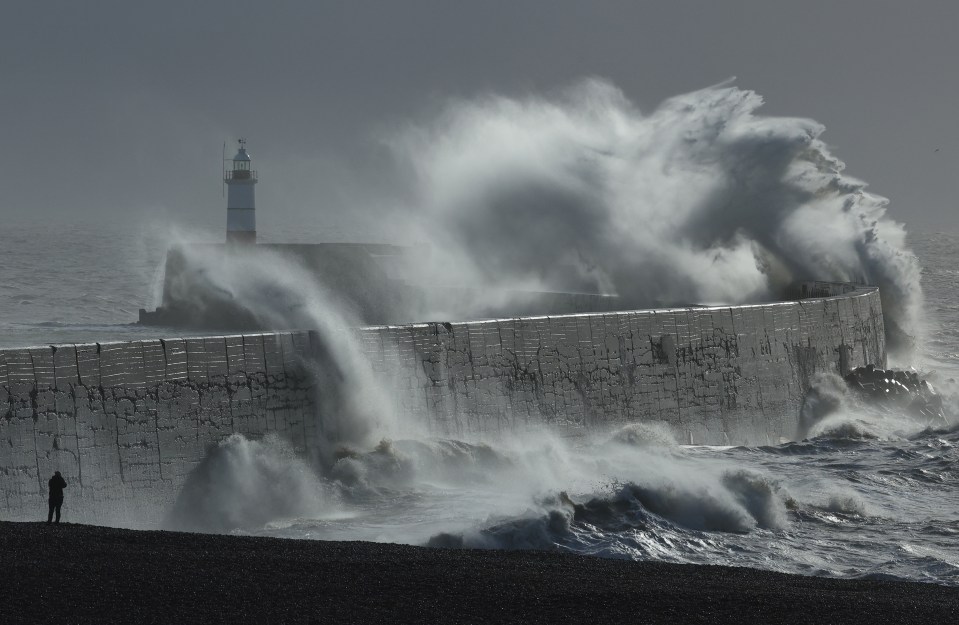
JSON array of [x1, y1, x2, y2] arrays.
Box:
[[0, 334, 318, 523], [0, 283, 885, 523]]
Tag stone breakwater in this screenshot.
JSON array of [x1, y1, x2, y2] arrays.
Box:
[[0, 282, 885, 523]]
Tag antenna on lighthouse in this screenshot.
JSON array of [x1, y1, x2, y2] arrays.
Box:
[[221, 141, 226, 198]]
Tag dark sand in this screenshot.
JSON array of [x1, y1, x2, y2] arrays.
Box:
[[2, 521, 957, 624]]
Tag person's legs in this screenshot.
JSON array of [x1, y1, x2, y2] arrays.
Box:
[[47, 501, 54, 524], [54, 500, 62, 523]]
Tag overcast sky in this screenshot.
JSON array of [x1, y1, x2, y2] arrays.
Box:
[[2, 0, 956, 235]]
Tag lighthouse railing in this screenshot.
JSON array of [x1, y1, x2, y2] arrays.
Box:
[[224, 170, 257, 181]]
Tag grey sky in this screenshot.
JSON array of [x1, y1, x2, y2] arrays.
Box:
[[2, 0, 956, 233]]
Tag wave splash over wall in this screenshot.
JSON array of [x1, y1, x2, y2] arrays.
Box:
[[145, 82, 956, 584], [393, 79, 922, 353], [163, 242, 405, 463]]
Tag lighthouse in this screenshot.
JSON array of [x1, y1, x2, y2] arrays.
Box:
[[224, 139, 257, 244]]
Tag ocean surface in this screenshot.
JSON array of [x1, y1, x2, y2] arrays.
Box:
[[2, 220, 958, 586]]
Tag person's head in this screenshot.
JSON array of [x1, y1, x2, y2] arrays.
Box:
[[54, 471, 61, 477]]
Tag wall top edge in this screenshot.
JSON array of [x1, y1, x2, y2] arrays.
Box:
[[365, 283, 879, 330], [0, 283, 878, 356], [0, 330, 312, 357]]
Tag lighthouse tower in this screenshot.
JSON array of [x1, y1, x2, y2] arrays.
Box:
[[224, 139, 257, 244]]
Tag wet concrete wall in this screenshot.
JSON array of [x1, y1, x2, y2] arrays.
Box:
[[365, 283, 885, 444], [0, 333, 317, 523], [0, 283, 885, 523]]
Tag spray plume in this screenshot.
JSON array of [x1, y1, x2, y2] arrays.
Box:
[[162, 240, 404, 463], [392, 79, 922, 353]]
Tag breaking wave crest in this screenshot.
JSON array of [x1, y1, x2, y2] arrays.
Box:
[[799, 370, 955, 442], [428, 467, 788, 554], [164, 434, 329, 533], [607, 422, 679, 449], [160, 421, 959, 585], [330, 438, 515, 492]]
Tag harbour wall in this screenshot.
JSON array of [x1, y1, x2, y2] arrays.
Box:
[[0, 282, 885, 524]]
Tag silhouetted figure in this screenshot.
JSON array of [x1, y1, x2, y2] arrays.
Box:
[[47, 471, 67, 524]]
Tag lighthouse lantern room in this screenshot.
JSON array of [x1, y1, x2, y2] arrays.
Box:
[[225, 139, 257, 244]]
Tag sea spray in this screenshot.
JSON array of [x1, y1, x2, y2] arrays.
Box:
[[390, 79, 923, 355], [157, 240, 409, 530], [158, 384, 959, 586], [800, 371, 953, 441], [421, 423, 789, 552], [164, 434, 328, 533], [164, 240, 404, 465], [330, 438, 515, 492]]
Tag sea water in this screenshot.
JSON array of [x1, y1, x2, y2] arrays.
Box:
[[1, 219, 957, 585]]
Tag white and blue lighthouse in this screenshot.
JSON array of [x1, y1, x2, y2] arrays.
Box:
[[225, 139, 257, 244]]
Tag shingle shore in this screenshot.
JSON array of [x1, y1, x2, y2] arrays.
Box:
[[2, 521, 956, 624]]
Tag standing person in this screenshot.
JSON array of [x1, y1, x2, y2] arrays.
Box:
[[47, 471, 67, 524]]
